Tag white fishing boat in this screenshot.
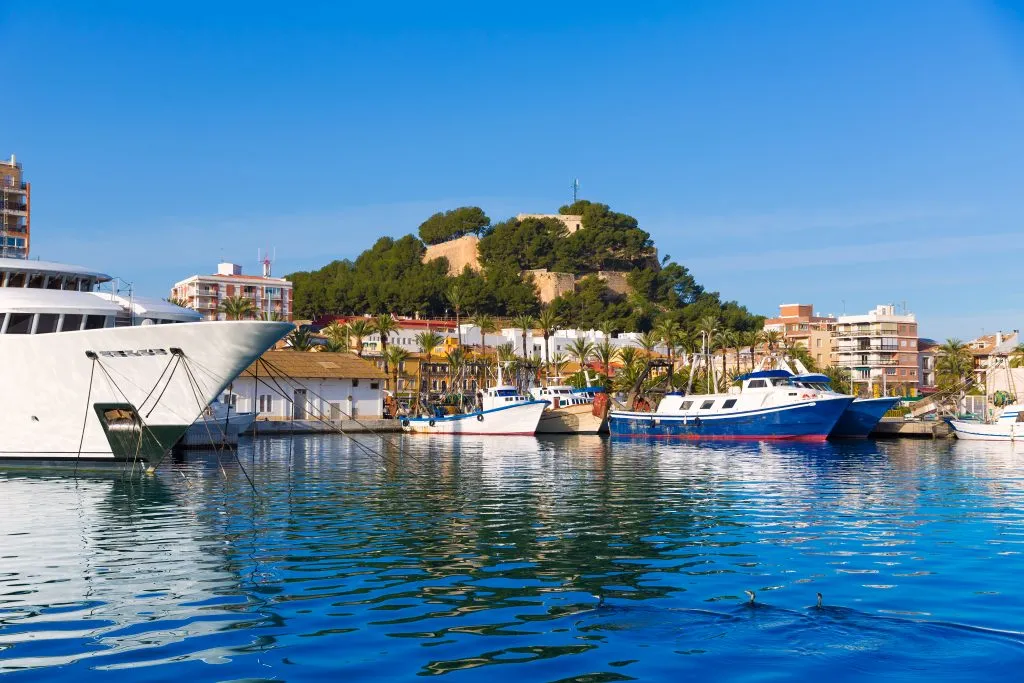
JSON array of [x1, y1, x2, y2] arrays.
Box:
[[177, 397, 256, 448], [529, 385, 607, 434], [0, 257, 292, 467], [949, 405, 1024, 441], [402, 366, 547, 435]]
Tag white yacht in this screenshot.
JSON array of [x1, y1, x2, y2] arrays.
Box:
[[177, 397, 257, 448], [0, 257, 291, 467]]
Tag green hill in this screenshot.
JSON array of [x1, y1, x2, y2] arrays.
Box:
[[286, 200, 763, 334]]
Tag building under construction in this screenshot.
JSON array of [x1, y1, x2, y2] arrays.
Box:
[[0, 154, 30, 259]]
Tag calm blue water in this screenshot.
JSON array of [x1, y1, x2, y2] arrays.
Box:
[[2, 436, 1024, 680]]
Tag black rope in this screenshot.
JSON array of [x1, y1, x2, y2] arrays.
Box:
[[74, 356, 99, 477], [144, 355, 182, 419], [137, 352, 178, 416], [178, 355, 259, 494]]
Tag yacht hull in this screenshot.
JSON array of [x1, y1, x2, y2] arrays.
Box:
[[0, 321, 291, 466], [403, 401, 547, 435], [831, 397, 901, 438], [609, 397, 853, 441], [536, 403, 607, 434]]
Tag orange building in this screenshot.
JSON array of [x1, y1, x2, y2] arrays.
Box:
[[0, 154, 30, 259], [171, 260, 294, 321], [763, 303, 836, 369]]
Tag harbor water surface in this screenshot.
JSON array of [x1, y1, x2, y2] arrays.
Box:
[[2, 436, 1024, 680]]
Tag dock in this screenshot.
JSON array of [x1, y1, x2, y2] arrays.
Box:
[[246, 419, 403, 435], [871, 418, 952, 439]]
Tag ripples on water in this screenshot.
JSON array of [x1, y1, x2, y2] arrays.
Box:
[[2, 436, 1024, 680]]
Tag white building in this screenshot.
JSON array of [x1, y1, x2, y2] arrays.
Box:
[[228, 351, 386, 421], [170, 259, 293, 321]]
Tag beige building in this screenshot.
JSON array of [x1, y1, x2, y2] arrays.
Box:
[[422, 234, 482, 275], [171, 260, 294, 321], [763, 303, 836, 369], [1, 154, 30, 259], [833, 304, 919, 396], [515, 213, 584, 235], [526, 269, 576, 304]]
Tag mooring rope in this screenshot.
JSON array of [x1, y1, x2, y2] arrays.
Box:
[[74, 355, 99, 477]]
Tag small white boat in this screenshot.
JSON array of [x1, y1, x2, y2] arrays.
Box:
[[403, 367, 547, 436], [949, 404, 1024, 441], [177, 398, 256, 448], [529, 385, 607, 434]]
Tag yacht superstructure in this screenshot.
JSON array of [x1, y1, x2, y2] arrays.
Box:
[[0, 257, 291, 466]]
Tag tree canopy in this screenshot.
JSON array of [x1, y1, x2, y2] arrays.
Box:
[[417, 206, 490, 245]]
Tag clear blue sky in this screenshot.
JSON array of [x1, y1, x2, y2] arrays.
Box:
[[3, 0, 1023, 339]]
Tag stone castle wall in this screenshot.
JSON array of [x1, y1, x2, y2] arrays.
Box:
[[423, 234, 482, 275]]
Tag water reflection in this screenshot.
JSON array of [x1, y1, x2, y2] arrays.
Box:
[[2, 436, 1024, 679]]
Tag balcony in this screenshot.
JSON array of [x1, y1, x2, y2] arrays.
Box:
[[1, 204, 27, 215]]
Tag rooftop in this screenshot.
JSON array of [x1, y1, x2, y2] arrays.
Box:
[[0, 257, 111, 282], [241, 350, 387, 380]]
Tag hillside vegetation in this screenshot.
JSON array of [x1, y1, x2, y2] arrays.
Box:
[[287, 200, 762, 333]]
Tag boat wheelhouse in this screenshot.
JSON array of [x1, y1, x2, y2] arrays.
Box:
[[529, 384, 607, 435]]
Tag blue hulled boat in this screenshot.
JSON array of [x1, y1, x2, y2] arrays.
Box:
[[608, 370, 854, 441], [788, 373, 900, 438]]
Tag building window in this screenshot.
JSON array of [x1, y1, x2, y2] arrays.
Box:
[[370, 382, 379, 390], [352, 379, 359, 387], [258, 395, 274, 412]]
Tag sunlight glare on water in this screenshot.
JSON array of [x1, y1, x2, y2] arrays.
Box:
[[2, 435, 1024, 680]]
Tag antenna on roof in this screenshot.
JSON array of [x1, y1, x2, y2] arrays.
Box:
[[572, 178, 580, 203]]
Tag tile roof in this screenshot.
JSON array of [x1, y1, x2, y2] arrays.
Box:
[[241, 350, 387, 380]]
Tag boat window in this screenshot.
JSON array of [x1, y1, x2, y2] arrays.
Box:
[[8, 272, 25, 287], [61, 314, 83, 332], [700, 400, 715, 410], [6, 313, 33, 334], [36, 313, 59, 334], [681, 401, 693, 410], [771, 378, 790, 386], [84, 315, 106, 330], [27, 273, 44, 289], [722, 399, 737, 409], [748, 379, 767, 388], [46, 276, 63, 290]]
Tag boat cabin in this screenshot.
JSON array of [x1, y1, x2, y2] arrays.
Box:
[[530, 385, 592, 408], [0, 257, 200, 334]]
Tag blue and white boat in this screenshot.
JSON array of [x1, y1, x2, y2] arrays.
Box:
[[608, 370, 853, 441], [948, 404, 1024, 441], [787, 373, 900, 438], [403, 366, 548, 436]]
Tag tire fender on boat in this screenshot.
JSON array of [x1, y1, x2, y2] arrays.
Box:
[[477, 413, 484, 422], [428, 419, 436, 427], [401, 418, 410, 428]]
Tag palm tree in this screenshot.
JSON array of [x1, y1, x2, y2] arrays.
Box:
[[550, 352, 569, 379], [822, 365, 852, 395], [447, 283, 466, 347], [286, 328, 314, 351], [742, 330, 764, 370], [535, 308, 561, 377], [414, 331, 444, 414], [1009, 343, 1024, 369], [653, 318, 682, 385], [166, 296, 192, 309], [445, 346, 467, 396], [219, 295, 256, 320], [261, 310, 282, 321], [322, 320, 351, 350], [936, 338, 974, 391], [374, 313, 399, 373], [617, 345, 640, 370], [347, 318, 373, 358], [512, 314, 535, 361], [321, 338, 347, 353], [471, 313, 497, 351], [594, 338, 615, 387], [638, 330, 660, 358], [384, 345, 410, 394], [763, 329, 783, 356], [720, 328, 738, 379]]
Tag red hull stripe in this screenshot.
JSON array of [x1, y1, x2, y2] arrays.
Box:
[[612, 433, 829, 442]]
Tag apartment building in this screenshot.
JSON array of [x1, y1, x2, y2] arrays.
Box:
[[918, 338, 939, 393], [763, 304, 836, 369], [833, 304, 919, 396], [171, 260, 293, 321], [966, 331, 1020, 388], [0, 154, 30, 259]]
